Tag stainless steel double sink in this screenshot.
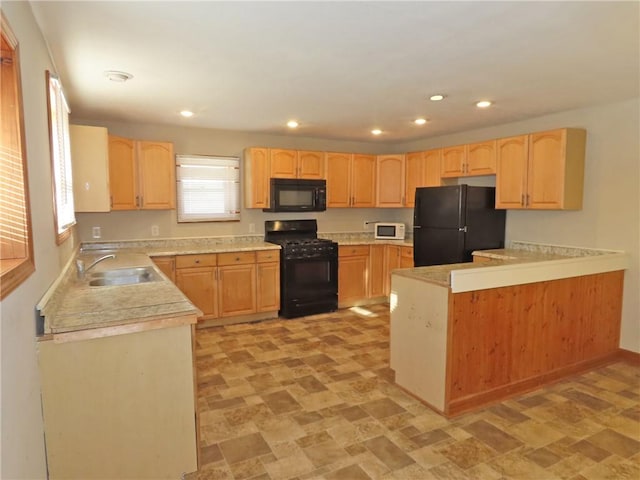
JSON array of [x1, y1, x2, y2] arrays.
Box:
[[87, 266, 162, 287]]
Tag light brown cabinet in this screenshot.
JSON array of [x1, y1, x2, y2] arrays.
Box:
[[152, 256, 176, 283], [175, 254, 218, 320], [338, 245, 369, 306], [269, 149, 325, 180], [400, 246, 414, 269], [369, 245, 386, 298], [496, 128, 586, 210], [175, 250, 279, 323], [405, 149, 442, 207], [218, 252, 257, 318], [244, 147, 270, 209], [376, 155, 405, 207], [256, 250, 280, 312], [383, 245, 401, 296], [441, 141, 496, 178], [108, 136, 175, 210], [326, 153, 376, 208]]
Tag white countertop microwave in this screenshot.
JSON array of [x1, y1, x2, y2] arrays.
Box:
[[374, 222, 405, 240]]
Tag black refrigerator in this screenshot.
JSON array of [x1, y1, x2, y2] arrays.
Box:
[[413, 185, 506, 267]]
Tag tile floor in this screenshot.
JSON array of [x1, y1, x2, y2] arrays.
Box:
[[188, 304, 640, 480]]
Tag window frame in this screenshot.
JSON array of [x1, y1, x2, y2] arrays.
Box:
[[45, 69, 76, 244], [0, 12, 35, 299], [176, 154, 241, 223]]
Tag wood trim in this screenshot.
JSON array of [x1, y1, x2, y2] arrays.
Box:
[[195, 310, 278, 329], [191, 324, 201, 470], [0, 13, 35, 300], [618, 348, 640, 366], [50, 313, 198, 343], [446, 351, 620, 417]]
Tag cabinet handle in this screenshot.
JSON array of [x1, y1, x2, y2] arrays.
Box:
[[235, 257, 240, 261], [110, 196, 113, 208], [526, 194, 530, 207], [194, 259, 200, 264], [136, 195, 139, 207]]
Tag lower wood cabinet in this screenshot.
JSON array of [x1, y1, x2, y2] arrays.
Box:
[[172, 250, 279, 324], [152, 256, 176, 283], [338, 245, 369, 306], [369, 245, 386, 298]]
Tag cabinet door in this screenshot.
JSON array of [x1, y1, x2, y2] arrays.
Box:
[[269, 149, 298, 178], [152, 256, 176, 283], [70, 125, 110, 212], [137, 141, 175, 209], [376, 155, 405, 207], [298, 151, 325, 179], [176, 267, 217, 320], [400, 246, 414, 269], [338, 253, 368, 304], [441, 145, 466, 178], [496, 136, 528, 209], [108, 135, 137, 210], [527, 130, 566, 210], [369, 245, 385, 298], [244, 147, 270, 209], [326, 152, 352, 207], [257, 262, 280, 312], [424, 149, 443, 187], [384, 245, 401, 296], [404, 152, 424, 208], [467, 140, 496, 176], [218, 264, 256, 317], [351, 154, 376, 207]]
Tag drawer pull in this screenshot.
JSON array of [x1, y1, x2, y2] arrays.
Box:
[[235, 257, 240, 261], [195, 259, 200, 264]]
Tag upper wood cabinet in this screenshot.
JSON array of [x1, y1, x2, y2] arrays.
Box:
[[441, 141, 496, 178], [244, 147, 270, 209], [69, 125, 110, 212], [376, 154, 405, 207], [496, 128, 586, 210], [405, 149, 442, 207], [326, 152, 376, 208], [108, 136, 175, 210], [270, 149, 325, 179]]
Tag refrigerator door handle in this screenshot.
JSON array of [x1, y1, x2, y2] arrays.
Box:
[[414, 225, 421, 229], [458, 226, 468, 232]]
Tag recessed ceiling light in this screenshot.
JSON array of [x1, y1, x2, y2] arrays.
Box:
[[287, 120, 299, 128], [371, 129, 382, 135], [476, 100, 492, 108], [414, 118, 427, 125], [180, 110, 194, 118], [104, 70, 133, 82], [429, 94, 445, 101]]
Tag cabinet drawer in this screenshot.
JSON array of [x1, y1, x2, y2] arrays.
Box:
[[339, 245, 370, 257], [256, 250, 280, 263], [218, 251, 256, 266], [176, 254, 217, 268]]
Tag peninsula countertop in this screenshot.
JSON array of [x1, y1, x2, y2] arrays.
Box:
[[392, 241, 629, 292]]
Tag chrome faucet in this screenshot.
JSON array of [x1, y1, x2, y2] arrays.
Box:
[[76, 254, 115, 280]]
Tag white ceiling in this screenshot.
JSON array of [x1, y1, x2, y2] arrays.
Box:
[[31, 1, 639, 143]]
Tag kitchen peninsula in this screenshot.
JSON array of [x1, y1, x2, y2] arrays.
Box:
[[390, 241, 629, 417]]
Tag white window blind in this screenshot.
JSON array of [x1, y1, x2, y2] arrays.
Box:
[[47, 72, 75, 235], [176, 155, 240, 222]]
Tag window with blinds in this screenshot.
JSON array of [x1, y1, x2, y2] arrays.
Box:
[[1, 12, 35, 299], [176, 155, 240, 222], [46, 71, 75, 242]]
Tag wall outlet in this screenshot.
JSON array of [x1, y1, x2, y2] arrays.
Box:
[[151, 225, 159, 237], [92, 226, 101, 239], [249, 223, 255, 233]]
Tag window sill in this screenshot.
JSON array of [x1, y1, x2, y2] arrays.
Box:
[[1, 258, 35, 300]]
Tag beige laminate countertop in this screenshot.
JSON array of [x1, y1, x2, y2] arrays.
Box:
[[392, 242, 629, 292], [38, 240, 281, 337]]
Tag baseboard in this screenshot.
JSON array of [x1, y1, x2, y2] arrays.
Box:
[[196, 311, 278, 329], [618, 348, 640, 365], [446, 351, 620, 417]]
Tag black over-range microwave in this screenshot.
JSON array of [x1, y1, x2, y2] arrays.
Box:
[[263, 178, 327, 212]]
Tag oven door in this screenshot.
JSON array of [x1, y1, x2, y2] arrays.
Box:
[[280, 255, 338, 317]]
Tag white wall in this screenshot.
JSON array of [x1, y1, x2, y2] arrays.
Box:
[[395, 98, 640, 353], [0, 3, 78, 478]]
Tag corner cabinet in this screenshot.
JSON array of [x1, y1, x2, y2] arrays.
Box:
[[326, 153, 376, 208], [376, 155, 405, 207], [496, 128, 586, 210], [108, 136, 175, 210]]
